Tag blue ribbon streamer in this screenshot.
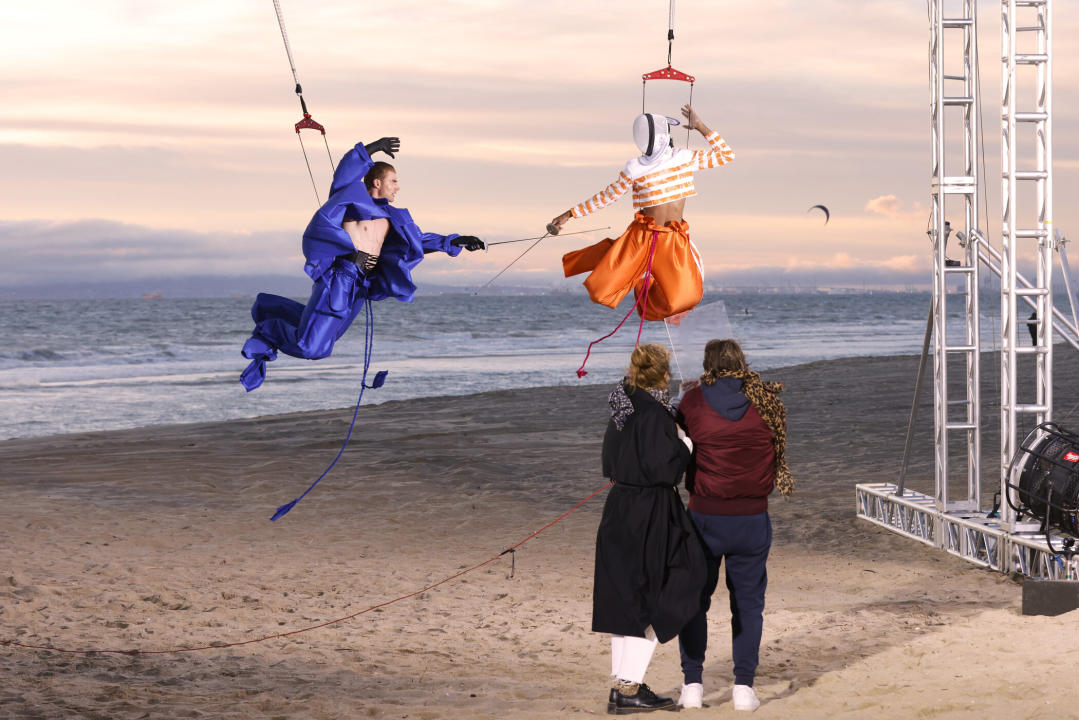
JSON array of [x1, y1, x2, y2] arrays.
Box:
[[270, 299, 385, 521]]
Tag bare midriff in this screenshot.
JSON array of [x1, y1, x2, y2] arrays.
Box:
[[641, 198, 687, 227], [343, 218, 390, 255]]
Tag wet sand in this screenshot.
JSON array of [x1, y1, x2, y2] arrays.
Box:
[[3, 351, 1079, 719]]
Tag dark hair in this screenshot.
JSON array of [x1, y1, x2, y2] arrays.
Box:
[[364, 161, 396, 192], [700, 339, 747, 385], [627, 343, 671, 392]]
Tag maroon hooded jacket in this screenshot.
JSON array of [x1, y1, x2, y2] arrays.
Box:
[[677, 378, 776, 515]]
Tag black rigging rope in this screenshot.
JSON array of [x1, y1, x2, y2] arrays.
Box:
[[668, 0, 675, 66]]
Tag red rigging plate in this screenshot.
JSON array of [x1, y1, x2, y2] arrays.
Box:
[[642, 65, 695, 83], [294, 113, 326, 135]]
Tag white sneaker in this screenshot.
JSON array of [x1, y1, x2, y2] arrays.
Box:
[[678, 682, 703, 709], [732, 684, 760, 711]]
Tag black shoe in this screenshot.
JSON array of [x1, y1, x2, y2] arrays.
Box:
[[945, 258, 961, 267], [608, 683, 677, 714]]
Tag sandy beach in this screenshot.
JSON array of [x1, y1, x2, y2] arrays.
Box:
[[4, 351, 1079, 719]]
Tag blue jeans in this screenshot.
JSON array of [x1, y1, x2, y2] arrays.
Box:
[[678, 511, 771, 687]]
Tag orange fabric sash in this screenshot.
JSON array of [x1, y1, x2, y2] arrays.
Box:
[[562, 213, 703, 321]]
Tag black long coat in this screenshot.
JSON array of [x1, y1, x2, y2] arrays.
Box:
[[592, 386, 707, 643]]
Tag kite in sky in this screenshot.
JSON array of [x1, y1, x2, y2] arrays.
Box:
[[807, 204, 830, 224]]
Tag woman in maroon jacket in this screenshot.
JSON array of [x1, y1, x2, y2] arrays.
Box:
[[673, 339, 792, 712]]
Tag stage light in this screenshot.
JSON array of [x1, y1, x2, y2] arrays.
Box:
[[1010, 422, 1079, 537]]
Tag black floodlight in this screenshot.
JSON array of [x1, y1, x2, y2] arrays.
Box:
[[1009, 422, 1079, 537]]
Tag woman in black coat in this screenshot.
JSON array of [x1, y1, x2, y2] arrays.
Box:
[[593, 342, 707, 714]]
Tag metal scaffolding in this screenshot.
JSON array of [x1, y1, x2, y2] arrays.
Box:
[[974, 231, 1079, 352], [999, 0, 1054, 530], [856, 0, 1078, 579], [929, 0, 982, 513]]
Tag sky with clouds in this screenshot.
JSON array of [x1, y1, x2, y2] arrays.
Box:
[[3, 0, 1079, 290]]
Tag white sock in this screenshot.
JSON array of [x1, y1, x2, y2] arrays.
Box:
[[615, 631, 658, 684]]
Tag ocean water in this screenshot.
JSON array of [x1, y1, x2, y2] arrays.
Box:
[[0, 290, 1065, 440]]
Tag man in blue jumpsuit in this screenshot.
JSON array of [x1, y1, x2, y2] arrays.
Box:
[[239, 138, 485, 391]]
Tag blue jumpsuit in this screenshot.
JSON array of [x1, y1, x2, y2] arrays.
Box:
[[240, 141, 464, 391]]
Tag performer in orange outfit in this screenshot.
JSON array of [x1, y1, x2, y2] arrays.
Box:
[[550, 105, 734, 321]]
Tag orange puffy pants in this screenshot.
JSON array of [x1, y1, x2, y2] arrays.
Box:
[[562, 213, 703, 321]]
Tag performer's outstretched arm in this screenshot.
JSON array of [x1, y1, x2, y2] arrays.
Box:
[[418, 231, 485, 255], [682, 105, 734, 169], [550, 170, 632, 232]]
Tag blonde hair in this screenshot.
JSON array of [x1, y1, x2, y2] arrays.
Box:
[[701, 339, 747, 385], [626, 342, 671, 392]]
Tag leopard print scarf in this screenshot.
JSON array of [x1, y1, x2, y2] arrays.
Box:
[[703, 368, 794, 496]]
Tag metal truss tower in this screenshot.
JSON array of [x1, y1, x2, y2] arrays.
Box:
[[929, 0, 982, 513], [856, 0, 1078, 579], [999, 0, 1054, 529]]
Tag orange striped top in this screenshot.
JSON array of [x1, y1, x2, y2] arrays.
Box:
[[570, 131, 734, 218]]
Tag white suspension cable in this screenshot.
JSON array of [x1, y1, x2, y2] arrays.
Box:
[[272, 0, 301, 88]]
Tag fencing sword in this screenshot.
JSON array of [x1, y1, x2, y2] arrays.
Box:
[[479, 224, 609, 288], [484, 226, 610, 247]]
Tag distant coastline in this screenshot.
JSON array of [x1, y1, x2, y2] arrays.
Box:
[[0, 274, 948, 301]]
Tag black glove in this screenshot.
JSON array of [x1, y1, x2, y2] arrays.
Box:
[[365, 137, 400, 158], [450, 235, 485, 252]]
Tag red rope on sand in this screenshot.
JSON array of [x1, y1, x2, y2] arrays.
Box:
[[2, 482, 614, 656], [576, 231, 660, 378]]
